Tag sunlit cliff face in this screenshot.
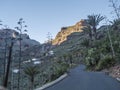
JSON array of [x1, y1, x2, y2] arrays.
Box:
[[52, 20, 86, 45]]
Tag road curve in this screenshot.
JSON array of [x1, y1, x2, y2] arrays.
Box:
[[44, 65, 120, 90]]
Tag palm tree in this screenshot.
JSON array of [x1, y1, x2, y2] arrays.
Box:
[[110, 19, 120, 30], [3, 32, 16, 88], [3, 28, 9, 80], [87, 14, 105, 39], [23, 64, 40, 90], [82, 26, 92, 40], [3, 38, 14, 88]]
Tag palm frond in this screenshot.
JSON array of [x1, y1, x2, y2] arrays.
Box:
[[23, 64, 40, 77], [110, 19, 120, 30], [82, 26, 92, 34], [87, 14, 105, 27]]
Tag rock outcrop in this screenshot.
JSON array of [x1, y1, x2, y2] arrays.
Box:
[[52, 20, 86, 45], [0, 29, 40, 51]]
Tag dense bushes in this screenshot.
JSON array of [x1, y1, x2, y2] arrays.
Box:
[[96, 55, 115, 70], [81, 38, 90, 47], [85, 51, 116, 71], [50, 61, 69, 81], [85, 48, 101, 69], [84, 37, 117, 71]]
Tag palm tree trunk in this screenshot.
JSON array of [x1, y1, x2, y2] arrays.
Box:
[[93, 27, 97, 39], [3, 44, 7, 77], [107, 26, 115, 57], [3, 33, 7, 79], [89, 30, 92, 40], [3, 42, 13, 88], [18, 32, 22, 90], [31, 76, 34, 90]]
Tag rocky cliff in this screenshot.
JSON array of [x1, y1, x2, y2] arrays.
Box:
[[0, 29, 40, 51], [52, 20, 86, 45]]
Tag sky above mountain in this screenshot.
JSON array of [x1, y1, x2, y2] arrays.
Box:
[[0, 0, 116, 43]]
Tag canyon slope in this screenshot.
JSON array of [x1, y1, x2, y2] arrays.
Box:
[[52, 20, 86, 45]]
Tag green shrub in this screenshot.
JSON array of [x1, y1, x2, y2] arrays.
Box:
[[81, 38, 90, 47], [85, 56, 98, 70], [85, 48, 101, 69], [52, 62, 69, 81], [96, 55, 115, 70], [85, 57, 93, 66]]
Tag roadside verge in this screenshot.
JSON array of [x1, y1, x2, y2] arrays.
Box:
[[116, 78, 120, 82], [35, 73, 68, 90]]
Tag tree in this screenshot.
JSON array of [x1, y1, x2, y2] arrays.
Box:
[[106, 18, 116, 58], [3, 27, 10, 80], [109, 0, 120, 19], [15, 18, 27, 90], [3, 34, 16, 88], [108, 27, 115, 57], [47, 32, 53, 44], [82, 25, 92, 39], [3, 42, 13, 88], [110, 19, 120, 30], [23, 64, 40, 90], [81, 38, 90, 47], [87, 14, 105, 39]]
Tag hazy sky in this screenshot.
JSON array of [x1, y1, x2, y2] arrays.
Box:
[[0, 0, 115, 43]]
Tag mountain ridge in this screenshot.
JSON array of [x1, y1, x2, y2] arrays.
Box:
[[52, 19, 86, 45], [0, 29, 40, 51]]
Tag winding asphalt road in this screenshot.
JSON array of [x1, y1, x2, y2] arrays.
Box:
[[44, 65, 120, 90]]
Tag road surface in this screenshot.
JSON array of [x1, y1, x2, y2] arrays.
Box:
[[44, 65, 120, 90]]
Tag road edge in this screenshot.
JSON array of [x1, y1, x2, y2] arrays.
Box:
[[35, 73, 68, 90], [116, 78, 120, 82]]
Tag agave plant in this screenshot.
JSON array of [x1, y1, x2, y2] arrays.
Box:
[[23, 64, 40, 90]]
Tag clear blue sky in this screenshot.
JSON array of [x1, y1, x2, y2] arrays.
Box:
[[0, 0, 114, 43]]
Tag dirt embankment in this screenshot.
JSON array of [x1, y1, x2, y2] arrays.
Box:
[[109, 65, 120, 78], [103, 64, 120, 80]]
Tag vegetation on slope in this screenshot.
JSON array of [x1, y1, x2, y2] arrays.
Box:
[[1, 0, 120, 89], [52, 14, 120, 72]]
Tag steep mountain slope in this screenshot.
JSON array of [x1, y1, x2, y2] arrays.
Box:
[[0, 29, 41, 74], [1, 19, 120, 90], [0, 29, 40, 51], [52, 20, 86, 45]]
